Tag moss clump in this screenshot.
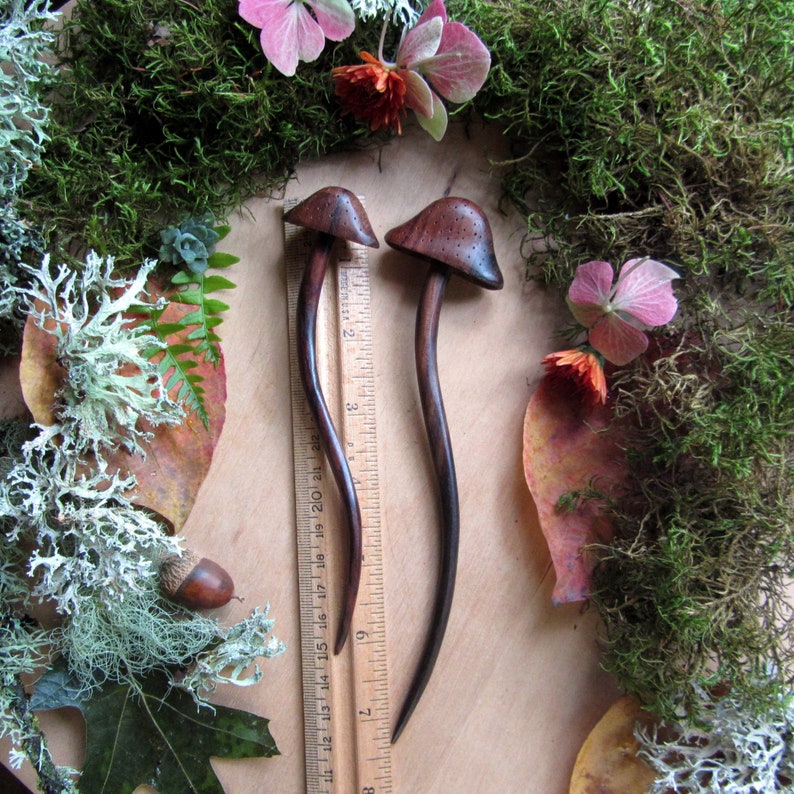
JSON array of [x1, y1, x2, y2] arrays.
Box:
[[454, 0, 794, 723], [21, 0, 381, 266], [461, 0, 794, 301]]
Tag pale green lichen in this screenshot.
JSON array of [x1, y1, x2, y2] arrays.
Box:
[[174, 607, 286, 707], [17, 252, 184, 458], [0, 253, 283, 782], [0, 1, 57, 347], [637, 683, 794, 792], [1, 424, 182, 616], [0, 0, 56, 201]]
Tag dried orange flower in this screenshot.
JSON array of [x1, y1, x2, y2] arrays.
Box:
[[541, 347, 607, 407], [332, 51, 408, 134]]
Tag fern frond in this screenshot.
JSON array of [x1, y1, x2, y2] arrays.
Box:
[[141, 308, 210, 428], [137, 224, 237, 426], [169, 241, 238, 367]]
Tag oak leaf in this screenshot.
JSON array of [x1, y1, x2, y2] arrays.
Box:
[[33, 666, 279, 794]]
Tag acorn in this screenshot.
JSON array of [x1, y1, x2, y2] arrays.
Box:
[[159, 550, 235, 610]]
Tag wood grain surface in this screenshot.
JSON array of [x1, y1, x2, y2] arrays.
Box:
[[1, 121, 620, 793]]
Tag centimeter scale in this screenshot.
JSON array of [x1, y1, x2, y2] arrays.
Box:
[[283, 200, 393, 794]]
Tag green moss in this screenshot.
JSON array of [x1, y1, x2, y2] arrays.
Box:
[[458, 0, 794, 302], [21, 0, 381, 266], [449, 0, 794, 722], [589, 319, 794, 721]]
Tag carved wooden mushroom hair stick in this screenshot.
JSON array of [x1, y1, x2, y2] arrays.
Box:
[[284, 187, 379, 654], [385, 197, 503, 742]]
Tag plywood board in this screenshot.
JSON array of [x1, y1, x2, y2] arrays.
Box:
[[2, 120, 619, 794]]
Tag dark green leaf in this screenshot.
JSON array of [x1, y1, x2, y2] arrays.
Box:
[[180, 309, 205, 326], [186, 326, 208, 341], [174, 288, 203, 304], [152, 322, 189, 336], [171, 271, 195, 285], [164, 343, 194, 357], [78, 673, 278, 794], [30, 662, 85, 712], [142, 344, 163, 359]]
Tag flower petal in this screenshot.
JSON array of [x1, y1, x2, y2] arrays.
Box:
[[567, 260, 614, 328], [416, 0, 447, 25], [414, 89, 448, 141], [588, 314, 649, 366], [307, 0, 355, 41], [419, 21, 491, 103], [398, 16, 443, 67], [239, 0, 277, 28], [612, 258, 679, 327], [293, 4, 326, 63], [240, 0, 325, 76], [403, 69, 434, 118]]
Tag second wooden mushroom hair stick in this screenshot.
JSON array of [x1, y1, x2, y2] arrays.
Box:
[[385, 197, 503, 742], [284, 187, 379, 654]]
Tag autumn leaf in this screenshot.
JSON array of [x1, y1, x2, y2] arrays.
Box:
[[33, 667, 279, 794], [569, 695, 656, 794], [19, 297, 66, 426], [522, 376, 628, 603], [19, 299, 226, 533], [106, 301, 227, 533]]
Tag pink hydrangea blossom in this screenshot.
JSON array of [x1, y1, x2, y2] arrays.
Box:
[[239, 0, 355, 77], [393, 0, 490, 140], [567, 257, 679, 366]]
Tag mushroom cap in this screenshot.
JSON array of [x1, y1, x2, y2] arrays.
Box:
[[284, 186, 379, 248], [385, 197, 503, 289]]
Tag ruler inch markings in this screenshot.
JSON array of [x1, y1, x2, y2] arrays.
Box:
[[284, 199, 393, 794]]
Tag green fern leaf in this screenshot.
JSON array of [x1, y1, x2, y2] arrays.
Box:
[[170, 255, 238, 367], [138, 231, 237, 425], [135, 306, 210, 428]]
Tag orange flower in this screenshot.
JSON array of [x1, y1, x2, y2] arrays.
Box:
[[541, 347, 607, 407], [332, 51, 408, 134]]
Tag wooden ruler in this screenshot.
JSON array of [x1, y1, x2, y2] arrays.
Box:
[[284, 200, 393, 794]]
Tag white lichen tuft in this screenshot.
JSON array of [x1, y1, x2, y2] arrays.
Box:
[[57, 581, 221, 696], [0, 248, 284, 781], [17, 252, 184, 458], [350, 0, 421, 26], [1, 0, 58, 331], [637, 684, 794, 792], [0, 0, 57, 201], [1, 426, 182, 616], [174, 606, 286, 708]]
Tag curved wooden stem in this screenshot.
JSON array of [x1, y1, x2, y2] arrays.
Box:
[[392, 264, 459, 743], [297, 232, 363, 655]]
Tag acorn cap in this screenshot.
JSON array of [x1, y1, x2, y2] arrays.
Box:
[[284, 186, 379, 248], [385, 197, 503, 290], [159, 550, 198, 598]]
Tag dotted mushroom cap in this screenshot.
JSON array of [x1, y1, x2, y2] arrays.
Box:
[[385, 197, 503, 290], [284, 186, 379, 248]]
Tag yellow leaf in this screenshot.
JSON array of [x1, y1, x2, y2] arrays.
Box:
[[569, 695, 656, 794]]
